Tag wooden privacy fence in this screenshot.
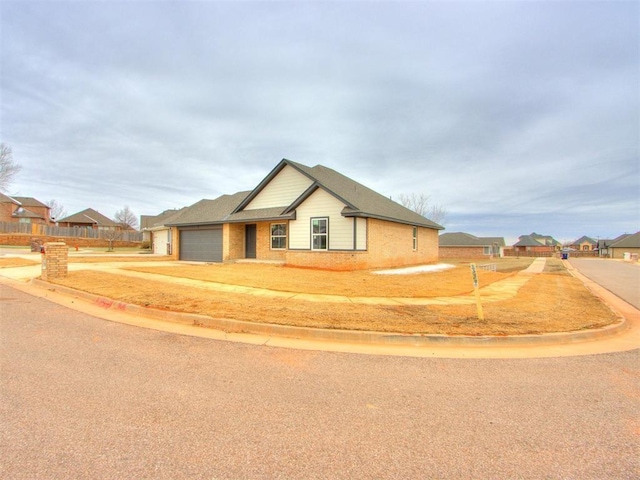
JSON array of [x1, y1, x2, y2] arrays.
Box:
[[0, 222, 143, 242]]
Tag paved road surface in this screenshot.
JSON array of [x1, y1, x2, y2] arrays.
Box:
[[1, 283, 638, 479], [569, 258, 640, 309]]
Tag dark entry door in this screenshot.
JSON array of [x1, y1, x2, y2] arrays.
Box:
[[245, 224, 257, 259]]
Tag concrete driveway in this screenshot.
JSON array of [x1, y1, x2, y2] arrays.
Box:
[[1, 283, 638, 479], [568, 258, 640, 309]]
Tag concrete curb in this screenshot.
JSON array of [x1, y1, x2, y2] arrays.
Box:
[[30, 278, 629, 347]]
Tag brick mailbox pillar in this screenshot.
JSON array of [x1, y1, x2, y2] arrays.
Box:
[[41, 242, 69, 281]]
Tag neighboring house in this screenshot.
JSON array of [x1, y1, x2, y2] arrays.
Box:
[[140, 208, 185, 254], [609, 231, 640, 260], [165, 158, 444, 270], [597, 234, 630, 258], [513, 232, 561, 254], [0, 193, 51, 224], [569, 235, 597, 251], [439, 232, 505, 258], [57, 208, 121, 230]]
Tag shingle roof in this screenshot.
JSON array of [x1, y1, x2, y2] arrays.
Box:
[[12, 207, 42, 219], [530, 232, 561, 246], [236, 159, 443, 229], [58, 208, 119, 227], [0, 193, 19, 204], [141, 209, 186, 230], [439, 232, 505, 247], [571, 235, 597, 246], [513, 235, 545, 247], [12, 196, 49, 208], [166, 192, 251, 226], [610, 231, 640, 249]]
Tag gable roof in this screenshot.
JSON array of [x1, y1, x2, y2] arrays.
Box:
[[571, 235, 596, 246], [514, 235, 545, 247], [166, 192, 252, 227], [439, 232, 505, 247], [234, 159, 443, 229], [141, 209, 186, 230], [57, 208, 119, 227], [530, 232, 561, 246], [12, 196, 49, 209], [609, 231, 640, 249], [0, 192, 19, 204]]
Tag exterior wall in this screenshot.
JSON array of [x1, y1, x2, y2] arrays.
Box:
[[245, 165, 313, 210], [289, 188, 357, 250], [571, 241, 595, 251], [257, 222, 287, 261], [0, 202, 16, 222], [225, 223, 244, 261], [285, 219, 438, 271], [355, 217, 367, 250], [611, 247, 640, 259]]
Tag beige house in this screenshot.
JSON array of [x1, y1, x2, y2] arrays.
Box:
[[609, 231, 640, 260], [163, 159, 443, 270]]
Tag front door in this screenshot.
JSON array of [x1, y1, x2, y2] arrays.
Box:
[[245, 224, 257, 259]]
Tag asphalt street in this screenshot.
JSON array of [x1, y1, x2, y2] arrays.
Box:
[[569, 258, 640, 309], [1, 283, 638, 479]]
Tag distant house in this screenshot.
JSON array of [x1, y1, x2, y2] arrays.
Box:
[[57, 208, 120, 230], [512, 232, 561, 255], [0, 193, 51, 224], [597, 234, 631, 258], [609, 231, 640, 260], [439, 232, 505, 258], [569, 236, 597, 251], [140, 208, 185, 254], [163, 158, 444, 270]]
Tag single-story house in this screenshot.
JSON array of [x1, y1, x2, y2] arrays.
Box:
[[597, 234, 630, 257], [439, 232, 505, 258], [569, 235, 597, 251], [512, 232, 561, 254], [608, 231, 640, 260], [0, 193, 51, 224], [162, 159, 444, 270], [57, 208, 121, 230]]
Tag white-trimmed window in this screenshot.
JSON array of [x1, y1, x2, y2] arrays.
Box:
[[412, 227, 418, 250], [312, 218, 328, 250], [483, 246, 491, 255], [271, 223, 287, 249]]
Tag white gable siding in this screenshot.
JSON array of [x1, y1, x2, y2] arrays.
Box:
[[356, 217, 367, 250], [245, 165, 313, 210], [289, 188, 354, 250]]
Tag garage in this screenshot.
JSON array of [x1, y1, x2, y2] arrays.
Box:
[[179, 227, 223, 262]]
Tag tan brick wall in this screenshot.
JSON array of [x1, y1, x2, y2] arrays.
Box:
[[439, 246, 487, 258], [285, 219, 439, 271], [41, 242, 68, 280], [611, 247, 640, 259]]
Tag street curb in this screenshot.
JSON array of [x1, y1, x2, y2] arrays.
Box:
[[30, 278, 629, 348]]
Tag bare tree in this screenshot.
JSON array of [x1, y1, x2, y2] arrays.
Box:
[[114, 205, 138, 230], [0, 143, 21, 193], [100, 228, 122, 252], [46, 199, 67, 222], [399, 192, 448, 226]]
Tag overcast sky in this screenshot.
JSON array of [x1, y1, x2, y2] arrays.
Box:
[[1, 0, 638, 244]]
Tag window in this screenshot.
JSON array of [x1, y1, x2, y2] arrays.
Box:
[[312, 218, 328, 250], [412, 227, 418, 250], [483, 246, 491, 255], [271, 223, 287, 249]]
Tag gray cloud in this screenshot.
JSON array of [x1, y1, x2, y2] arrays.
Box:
[[1, 0, 638, 242]]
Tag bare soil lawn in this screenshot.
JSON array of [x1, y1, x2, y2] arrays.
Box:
[[67, 255, 171, 263], [48, 257, 620, 335], [0, 258, 39, 268]]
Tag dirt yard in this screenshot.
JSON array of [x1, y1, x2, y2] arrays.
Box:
[[46, 257, 620, 335]]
